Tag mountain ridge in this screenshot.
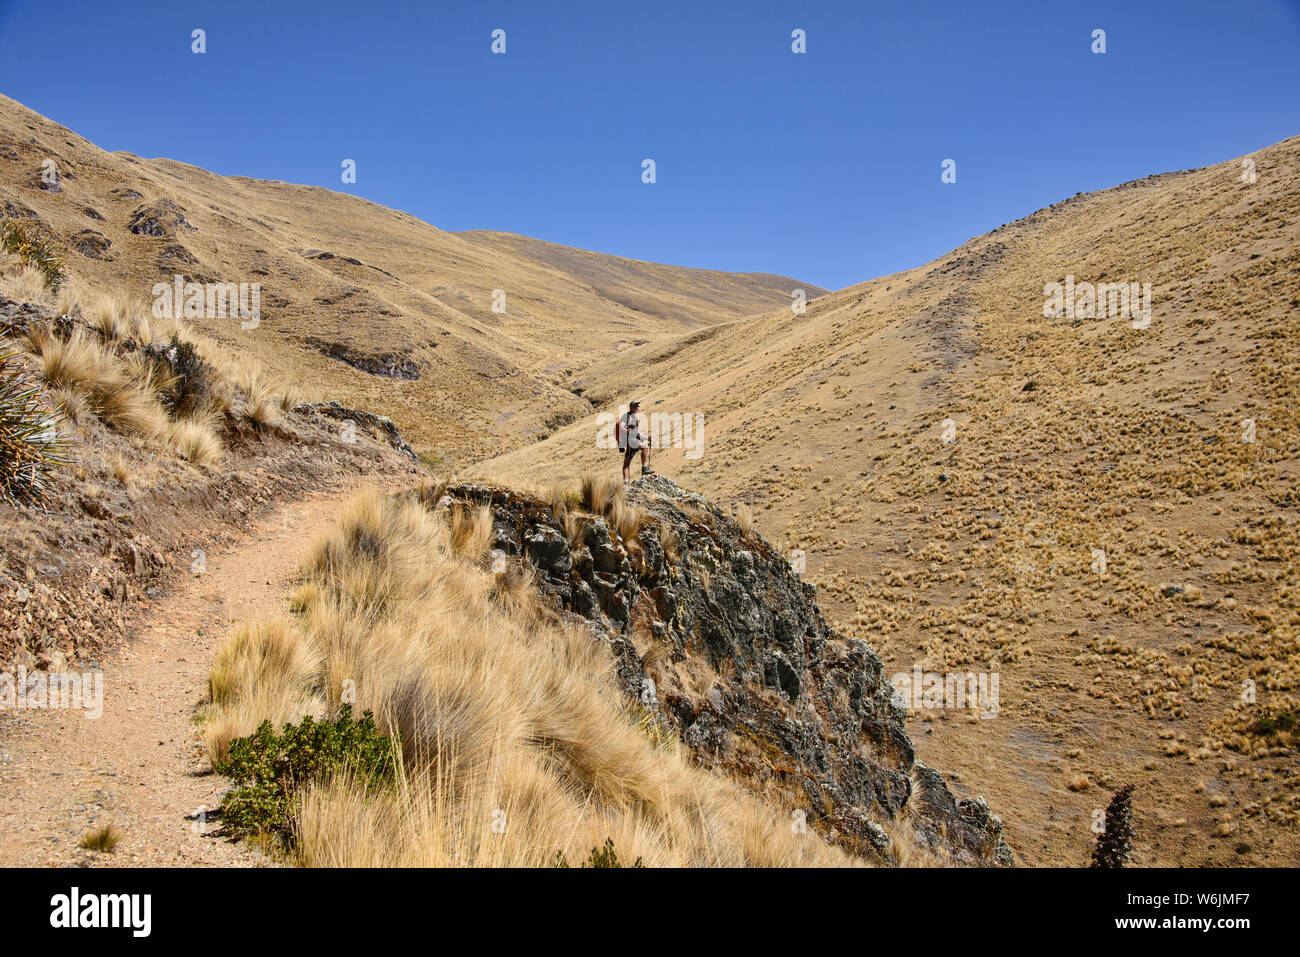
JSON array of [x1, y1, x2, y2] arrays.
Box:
[[0, 93, 823, 465]]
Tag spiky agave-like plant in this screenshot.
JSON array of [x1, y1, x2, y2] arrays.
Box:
[[0, 350, 68, 506], [0, 218, 67, 290]]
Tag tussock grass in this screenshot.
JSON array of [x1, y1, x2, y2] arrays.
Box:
[[110, 454, 132, 487], [4, 268, 314, 482], [733, 503, 755, 536], [78, 823, 121, 853], [87, 289, 131, 342], [168, 415, 223, 465], [489, 560, 535, 612], [0, 264, 49, 303], [205, 490, 852, 867], [50, 386, 88, 424], [548, 483, 574, 520], [660, 527, 681, 564], [215, 355, 301, 427], [882, 809, 943, 867], [53, 283, 78, 317], [123, 350, 175, 398], [278, 382, 305, 412], [576, 472, 645, 542], [14, 281, 256, 466], [229, 359, 280, 408], [33, 327, 170, 438], [29, 320, 229, 464], [243, 396, 279, 431], [448, 503, 494, 561], [610, 497, 643, 542], [561, 508, 587, 546], [579, 473, 621, 515], [207, 618, 324, 763]]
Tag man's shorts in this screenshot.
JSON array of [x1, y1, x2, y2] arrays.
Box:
[[622, 445, 641, 468]]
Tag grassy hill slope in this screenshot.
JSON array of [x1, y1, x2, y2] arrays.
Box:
[[0, 93, 823, 465], [479, 135, 1300, 865]]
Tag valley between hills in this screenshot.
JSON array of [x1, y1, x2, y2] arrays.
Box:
[[1, 91, 1297, 866]]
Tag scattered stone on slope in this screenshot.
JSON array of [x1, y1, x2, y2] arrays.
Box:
[[303, 336, 424, 380], [2, 199, 37, 219], [71, 229, 112, 260], [295, 400, 418, 461], [127, 198, 192, 237], [155, 242, 197, 267]]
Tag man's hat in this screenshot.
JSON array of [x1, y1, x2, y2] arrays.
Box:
[[628, 399, 641, 408]]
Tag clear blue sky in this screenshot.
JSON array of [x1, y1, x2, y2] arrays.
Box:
[[1, 0, 1297, 290]]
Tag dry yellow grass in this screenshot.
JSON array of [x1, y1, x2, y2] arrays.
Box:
[[661, 526, 681, 564], [579, 473, 621, 515], [0, 263, 48, 303], [277, 381, 305, 412], [32, 326, 170, 438], [77, 823, 121, 853], [167, 415, 223, 465], [53, 283, 77, 316], [86, 288, 131, 342], [733, 503, 755, 536], [447, 502, 494, 561], [110, 454, 132, 487], [576, 473, 644, 541], [242, 396, 279, 431], [28, 318, 230, 464], [10, 277, 314, 469], [6, 87, 1295, 866], [204, 490, 852, 867]]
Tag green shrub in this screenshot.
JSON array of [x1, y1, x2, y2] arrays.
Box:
[[1, 219, 66, 290], [213, 706, 401, 845], [552, 838, 644, 869], [0, 350, 66, 506], [1089, 785, 1135, 868], [157, 335, 214, 418], [1250, 710, 1297, 740]]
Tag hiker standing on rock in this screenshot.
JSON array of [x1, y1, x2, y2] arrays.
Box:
[[617, 400, 654, 482]]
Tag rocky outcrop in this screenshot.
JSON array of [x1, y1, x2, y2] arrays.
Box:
[[127, 198, 192, 237], [303, 336, 424, 380], [2, 199, 37, 219], [71, 229, 112, 260], [295, 400, 418, 462], [442, 475, 1013, 866]]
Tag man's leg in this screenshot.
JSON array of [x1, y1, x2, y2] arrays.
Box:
[[622, 447, 633, 482], [640, 446, 654, 475]]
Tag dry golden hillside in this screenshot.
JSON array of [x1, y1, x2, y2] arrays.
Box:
[[0, 93, 822, 466], [480, 136, 1300, 866], [5, 87, 1297, 868]]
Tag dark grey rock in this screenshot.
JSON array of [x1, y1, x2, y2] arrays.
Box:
[[127, 198, 192, 237], [439, 475, 1014, 866], [293, 400, 418, 462]]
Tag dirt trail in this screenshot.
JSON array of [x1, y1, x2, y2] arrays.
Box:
[[0, 485, 382, 867]]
